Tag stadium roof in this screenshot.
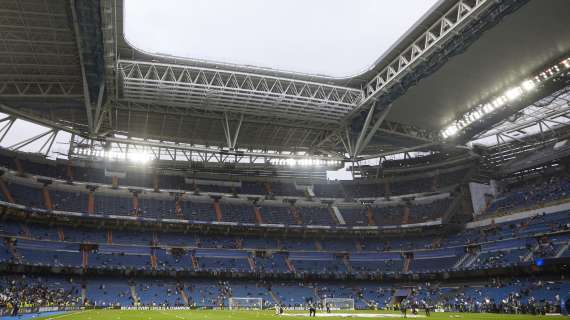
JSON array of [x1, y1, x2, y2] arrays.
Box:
[[1, 0, 570, 165], [123, 0, 440, 78]]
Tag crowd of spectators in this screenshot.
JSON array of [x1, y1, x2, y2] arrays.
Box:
[[0, 275, 80, 315], [486, 176, 570, 215]]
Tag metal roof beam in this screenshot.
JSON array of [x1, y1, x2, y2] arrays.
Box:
[[70, 0, 93, 133], [355, 0, 491, 114], [118, 59, 363, 123], [104, 136, 343, 161], [357, 142, 439, 161], [355, 104, 393, 157]]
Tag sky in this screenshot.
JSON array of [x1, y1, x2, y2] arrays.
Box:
[[124, 0, 440, 77]]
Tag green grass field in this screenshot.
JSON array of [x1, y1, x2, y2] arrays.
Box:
[[34, 309, 567, 320]]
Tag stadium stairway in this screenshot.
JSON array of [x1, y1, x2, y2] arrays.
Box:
[[177, 282, 190, 306], [81, 249, 88, 269], [150, 249, 158, 270], [402, 206, 410, 224], [175, 197, 183, 218], [284, 256, 296, 273], [304, 186, 313, 200], [367, 207, 376, 226], [458, 251, 481, 269], [330, 205, 346, 225], [247, 255, 256, 272], [453, 252, 470, 269], [328, 206, 339, 225], [254, 206, 263, 224], [87, 191, 95, 215], [42, 186, 53, 210], [129, 283, 140, 306], [213, 200, 223, 222], [268, 289, 282, 305], [111, 176, 119, 189], [353, 286, 371, 308], [81, 286, 87, 305], [191, 255, 199, 270], [556, 243, 570, 258], [153, 174, 159, 192], [402, 254, 412, 272], [132, 192, 140, 216]]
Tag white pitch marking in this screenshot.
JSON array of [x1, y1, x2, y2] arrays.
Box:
[[281, 313, 425, 318], [158, 310, 188, 319], [46, 309, 93, 319]]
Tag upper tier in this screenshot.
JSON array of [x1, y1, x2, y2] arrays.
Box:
[[0, 149, 472, 200], [0, 175, 451, 227]]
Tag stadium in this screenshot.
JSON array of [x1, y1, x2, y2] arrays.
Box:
[[0, 0, 570, 319]]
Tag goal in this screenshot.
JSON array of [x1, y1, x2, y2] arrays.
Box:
[[322, 298, 355, 310], [228, 297, 263, 310]]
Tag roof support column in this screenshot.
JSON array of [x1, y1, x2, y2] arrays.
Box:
[[352, 105, 375, 158], [355, 104, 393, 157], [231, 114, 244, 149], [8, 129, 55, 151], [70, 0, 94, 133], [222, 113, 232, 148], [222, 113, 244, 150], [94, 81, 106, 134], [0, 117, 15, 144]]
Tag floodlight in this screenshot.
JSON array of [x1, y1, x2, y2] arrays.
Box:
[[492, 96, 507, 108], [521, 80, 536, 91], [505, 87, 523, 101], [129, 151, 151, 163]]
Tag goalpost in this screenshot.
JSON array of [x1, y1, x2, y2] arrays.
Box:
[[228, 297, 263, 310], [322, 298, 355, 310]]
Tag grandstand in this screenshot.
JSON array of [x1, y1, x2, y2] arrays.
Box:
[[0, 0, 570, 319]]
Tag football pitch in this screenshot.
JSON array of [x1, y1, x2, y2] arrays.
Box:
[[33, 309, 567, 320]]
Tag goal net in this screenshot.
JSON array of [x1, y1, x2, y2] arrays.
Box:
[[228, 297, 263, 310], [322, 298, 355, 310]]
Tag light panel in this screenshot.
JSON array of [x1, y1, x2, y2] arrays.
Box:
[[442, 56, 570, 139]]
